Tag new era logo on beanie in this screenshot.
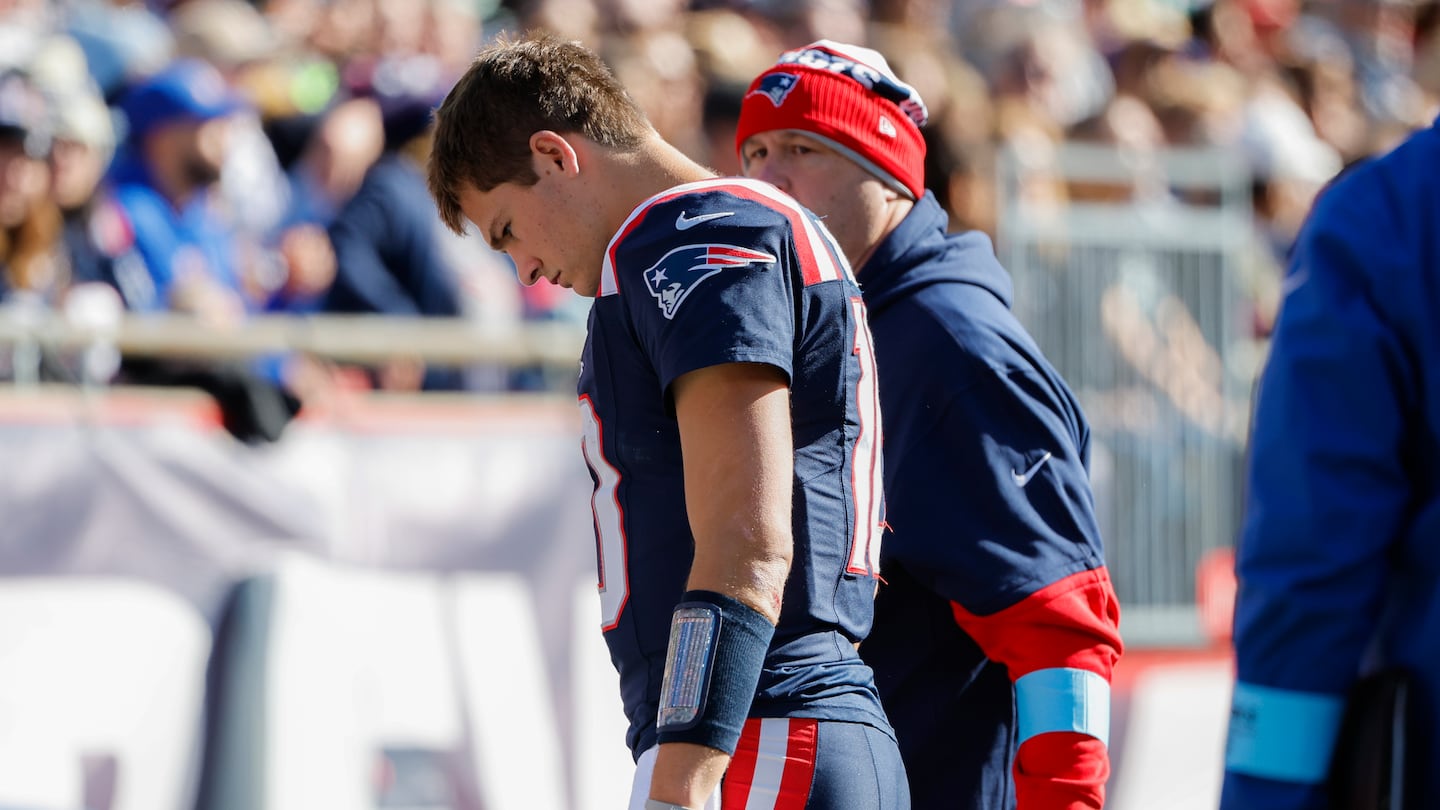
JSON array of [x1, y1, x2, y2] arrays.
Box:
[[736, 40, 928, 199]]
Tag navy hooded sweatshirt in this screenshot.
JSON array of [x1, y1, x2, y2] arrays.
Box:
[[857, 192, 1122, 810]]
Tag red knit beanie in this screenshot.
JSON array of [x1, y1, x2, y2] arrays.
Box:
[[735, 40, 929, 199]]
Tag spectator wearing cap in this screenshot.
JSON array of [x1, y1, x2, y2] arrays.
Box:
[[169, 0, 294, 246], [108, 56, 251, 320], [106, 57, 301, 443], [736, 40, 1123, 810], [49, 82, 145, 298], [27, 35, 144, 301], [31, 36, 116, 212]]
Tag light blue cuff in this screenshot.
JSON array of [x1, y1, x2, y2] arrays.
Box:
[[1224, 681, 1345, 783], [1015, 667, 1110, 746]]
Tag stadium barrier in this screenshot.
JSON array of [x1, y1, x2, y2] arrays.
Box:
[[0, 578, 211, 810], [0, 308, 587, 390], [0, 387, 1233, 809], [0, 136, 1258, 804], [0, 389, 1232, 801], [996, 140, 1262, 645]]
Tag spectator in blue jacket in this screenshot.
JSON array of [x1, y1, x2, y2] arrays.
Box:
[[1221, 119, 1440, 810], [109, 57, 250, 319], [105, 58, 301, 442], [736, 41, 1124, 810], [321, 55, 464, 391]]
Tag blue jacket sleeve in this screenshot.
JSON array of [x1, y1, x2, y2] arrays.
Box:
[[1221, 172, 1417, 809], [879, 325, 1103, 614], [113, 185, 182, 311]]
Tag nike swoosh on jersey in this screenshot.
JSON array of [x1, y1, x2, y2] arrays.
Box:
[[1011, 451, 1053, 487], [675, 210, 735, 230]]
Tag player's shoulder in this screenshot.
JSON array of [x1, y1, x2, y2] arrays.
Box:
[[601, 179, 795, 297], [602, 177, 855, 301], [629, 177, 804, 238]]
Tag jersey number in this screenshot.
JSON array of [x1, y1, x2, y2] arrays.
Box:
[[848, 297, 884, 575], [579, 396, 628, 630]]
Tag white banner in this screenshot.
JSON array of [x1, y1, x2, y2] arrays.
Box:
[[0, 388, 633, 810], [0, 388, 1230, 810]]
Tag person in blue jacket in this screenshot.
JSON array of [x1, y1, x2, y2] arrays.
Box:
[[106, 58, 301, 443], [1220, 120, 1440, 810], [736, 41, 1123, 810], [322, 56, 465, 391], [108, 58, 250, 319]]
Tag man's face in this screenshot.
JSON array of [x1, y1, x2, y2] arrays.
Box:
[[739, 129, 895, 270], [457, 171, 603, 298], [184, 116, 231, 187], [49, 138, 106, 212], [148, 116, 231, 191]]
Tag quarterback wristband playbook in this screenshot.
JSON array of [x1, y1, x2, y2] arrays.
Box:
[[656, 590, 776, 754]]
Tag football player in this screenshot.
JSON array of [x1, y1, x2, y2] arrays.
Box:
[[427, 33, 907, 810]]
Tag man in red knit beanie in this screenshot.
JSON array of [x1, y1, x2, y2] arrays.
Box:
[[737, 40, 1124, 810]]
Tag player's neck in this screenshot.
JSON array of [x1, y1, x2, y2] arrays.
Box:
[[605, 133, 716, 207]]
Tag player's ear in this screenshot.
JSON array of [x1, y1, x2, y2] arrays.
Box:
[[529, 130, 580, 177]]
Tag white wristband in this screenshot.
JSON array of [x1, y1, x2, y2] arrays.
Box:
[[645, 801, 697, 810]]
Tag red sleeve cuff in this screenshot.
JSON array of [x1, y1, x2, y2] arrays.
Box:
[[1015, 731, 1110, 810], [949, 567, 1123, 679], [952, 568, 1123, 810]]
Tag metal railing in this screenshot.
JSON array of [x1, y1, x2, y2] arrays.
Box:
[[996, 141, 1264, 645], [0, 309, 588, 386], [1, 144, 1266, 645]]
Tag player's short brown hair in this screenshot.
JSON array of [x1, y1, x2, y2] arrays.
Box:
[[427, 31, 653, 234]]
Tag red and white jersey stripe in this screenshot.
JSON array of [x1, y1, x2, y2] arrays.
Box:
[[721, 718, 819, 810]]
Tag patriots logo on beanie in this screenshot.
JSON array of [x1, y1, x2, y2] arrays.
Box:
[[735, 40, 930, 200], [749, 73, 799, 107], [775, 43, 928, 129]]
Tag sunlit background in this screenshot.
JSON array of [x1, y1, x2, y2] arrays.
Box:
[[0, 0, 1433, 807]]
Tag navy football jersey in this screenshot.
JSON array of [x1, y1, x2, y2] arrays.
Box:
[[577, 178, 891, 758]]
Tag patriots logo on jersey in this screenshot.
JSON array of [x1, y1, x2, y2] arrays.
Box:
[[643, 244, 777, 319], [747, 73, 799, 107]]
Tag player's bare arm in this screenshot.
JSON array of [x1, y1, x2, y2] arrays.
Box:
[[673, 361, 792, 620], [649, 360, 794, 807]]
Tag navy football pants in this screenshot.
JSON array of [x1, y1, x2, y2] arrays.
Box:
[[721, 718, 910, 809]]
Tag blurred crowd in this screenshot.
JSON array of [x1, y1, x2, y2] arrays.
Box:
[[0, 0, 1435, 408]]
